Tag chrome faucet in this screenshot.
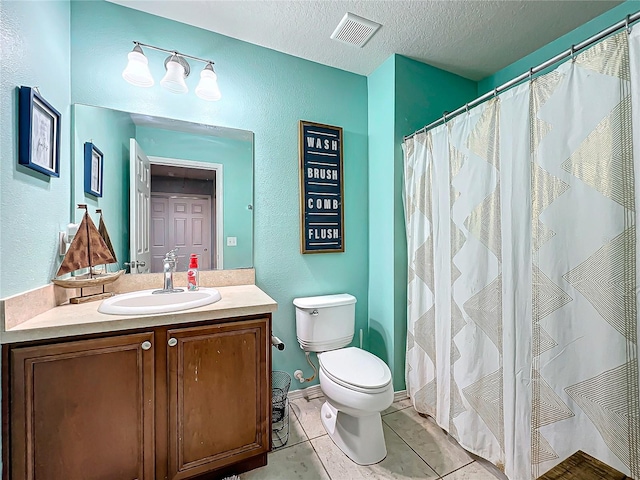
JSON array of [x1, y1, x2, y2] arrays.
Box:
[[153, 248, 184, 294]]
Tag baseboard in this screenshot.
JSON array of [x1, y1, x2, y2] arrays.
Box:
[[288, 384, 323, 401], [288, 385, 410, 403], [394, 389, 409, 402]]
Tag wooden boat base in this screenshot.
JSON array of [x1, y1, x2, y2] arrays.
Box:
[[52, 270, 124, 289], [69, 291, 114, 304]]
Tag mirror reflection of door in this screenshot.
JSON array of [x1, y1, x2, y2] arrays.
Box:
[[129, 139, 151, 274], [151, 196, 211, 272], [148, 161, 222, 272]]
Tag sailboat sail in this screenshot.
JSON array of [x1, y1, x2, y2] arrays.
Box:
[[56, 209, 116, 277], [97, 209, 117, 261]]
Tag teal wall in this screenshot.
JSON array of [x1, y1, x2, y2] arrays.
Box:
[[367, 56, 398, 385], [72, 104, 135, 267], [368, 55, 477, 390], [135, 126, 253, 270], [0, 0, 71, 297], [69, 0, 369, 385], [478, 1, 640, 94]]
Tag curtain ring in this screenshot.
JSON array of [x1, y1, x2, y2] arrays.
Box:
[[570, 45, 576, 63], [529, 68, 534, 83], [442, 111, 448, 124], [465, 103, 469, 115], [626, 15, 632, 34], [493, 88, 498, 98]]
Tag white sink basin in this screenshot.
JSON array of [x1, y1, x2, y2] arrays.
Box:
[[98, 288, 222, 315]]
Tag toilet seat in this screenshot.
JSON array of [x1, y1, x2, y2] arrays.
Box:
[[318, 347, 392, 394]]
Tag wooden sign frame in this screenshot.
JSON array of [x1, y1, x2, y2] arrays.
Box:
[[299, 120, 344, 254]]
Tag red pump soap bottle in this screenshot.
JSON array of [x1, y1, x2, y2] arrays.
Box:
[[187, 254, 199, 291]]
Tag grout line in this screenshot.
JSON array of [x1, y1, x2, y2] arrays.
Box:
[[290, 398, 328, 442], [308, 436, 333, 479], [382, 416, 441, 477], [439, 460, 476, 478], [381, 403, 413, 416]]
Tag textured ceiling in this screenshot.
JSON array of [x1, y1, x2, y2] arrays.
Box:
[[109, 0, 622, 80]]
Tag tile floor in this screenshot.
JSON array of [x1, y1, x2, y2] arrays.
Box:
[[241, 395, 509, 480]]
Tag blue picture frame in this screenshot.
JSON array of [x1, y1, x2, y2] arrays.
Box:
[[18, 86, 61, 177], [84, 142, 103, 197]]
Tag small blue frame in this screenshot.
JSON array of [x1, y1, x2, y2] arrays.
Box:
[[18, 86, 61, 177], [84, 142, 103, 197]]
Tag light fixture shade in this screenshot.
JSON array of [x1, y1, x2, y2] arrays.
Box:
[[160, 56, 188, 94], [122, 46, 154, 87], [195, 64, 222, 101]]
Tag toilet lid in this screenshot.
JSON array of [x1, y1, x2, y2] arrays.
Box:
[[318, 347, 392, 390]]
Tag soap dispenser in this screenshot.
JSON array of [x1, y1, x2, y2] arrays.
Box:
[[187, 254, 199, 291]]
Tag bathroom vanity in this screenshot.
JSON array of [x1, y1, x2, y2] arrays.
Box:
[[1, 279, 277, 480]]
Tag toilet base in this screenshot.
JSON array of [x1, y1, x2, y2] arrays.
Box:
[[320, 401, 387, 465]]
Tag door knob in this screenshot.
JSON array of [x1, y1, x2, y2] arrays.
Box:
[[141, 341, 152, 351], [125, 260, 146, 272], [168, 338, 178, 347]]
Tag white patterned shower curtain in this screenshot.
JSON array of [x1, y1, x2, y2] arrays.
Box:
[[403, 30, 640, 480]]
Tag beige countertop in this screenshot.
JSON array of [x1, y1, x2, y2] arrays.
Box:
[[1, 284, 277, 344]]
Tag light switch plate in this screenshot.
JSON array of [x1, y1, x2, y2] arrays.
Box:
[[227, 237, 237, 246]]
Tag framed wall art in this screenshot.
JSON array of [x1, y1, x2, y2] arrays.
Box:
[[299, 120, 344, 254], [84, 142, 103, 197], [18, 86, 61, 177]]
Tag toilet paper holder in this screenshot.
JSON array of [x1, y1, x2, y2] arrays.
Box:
[[271, 335, 285, 351]]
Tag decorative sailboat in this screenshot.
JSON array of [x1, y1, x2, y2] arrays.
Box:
[[52, 204, 125, 303]]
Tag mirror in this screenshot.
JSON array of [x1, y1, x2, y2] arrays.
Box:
[[72, 104, 254, 272]]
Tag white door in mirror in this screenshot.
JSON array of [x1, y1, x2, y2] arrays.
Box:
[[98, 288, 221, 315], [130, 139, 152, 274]]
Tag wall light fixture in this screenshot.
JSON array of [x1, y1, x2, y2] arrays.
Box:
[[122, 41, 221, 101]]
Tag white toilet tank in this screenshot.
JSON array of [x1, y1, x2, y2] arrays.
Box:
[[293, 293, 357, 352]]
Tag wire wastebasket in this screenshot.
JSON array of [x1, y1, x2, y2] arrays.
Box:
[[272, 371, 291, 449]]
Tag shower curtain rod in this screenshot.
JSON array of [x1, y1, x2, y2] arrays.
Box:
[[404, 10, 640, 141]]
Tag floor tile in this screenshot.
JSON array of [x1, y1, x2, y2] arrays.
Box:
[[311, 424, 439, 479], [291, 396, 327, 440], [240, 441, 330, 480], [273, 405, 308, 450], [442, 461, 502, 479], [471, 453, 509, 480], [382, 408, 472, 477], [382, 397, 414, 416]]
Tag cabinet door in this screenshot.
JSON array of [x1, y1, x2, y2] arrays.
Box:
[[167, 318, 270, 480], [10, 333, 155, 480]]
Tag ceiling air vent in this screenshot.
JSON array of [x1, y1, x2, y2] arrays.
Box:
[[330, 12, 381, 48]]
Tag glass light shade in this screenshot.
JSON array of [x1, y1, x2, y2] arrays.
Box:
[[195, 67, 222, 101], [122, 50, 154, 87], [160, 59, 188, 94]]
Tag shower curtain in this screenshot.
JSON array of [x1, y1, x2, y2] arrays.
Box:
[[404, 29, 640, 480]]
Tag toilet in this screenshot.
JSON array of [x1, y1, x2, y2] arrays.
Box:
[[293, 293, 393, 465]]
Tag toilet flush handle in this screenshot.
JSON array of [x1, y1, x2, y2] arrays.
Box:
[[311, 309, 319, 316]]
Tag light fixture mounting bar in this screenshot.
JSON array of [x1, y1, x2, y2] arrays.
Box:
[[133, 41, 215, 66]]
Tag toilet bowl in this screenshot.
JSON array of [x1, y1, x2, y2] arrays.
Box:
[[293, 294, 393, 466], [317, 347, 393, 465]]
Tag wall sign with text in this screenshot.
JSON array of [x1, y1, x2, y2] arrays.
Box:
[[299, 121, 344, 254]]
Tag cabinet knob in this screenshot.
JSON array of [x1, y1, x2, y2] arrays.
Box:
[[168, 338, 178, 347], [141, 341, 152, 351]]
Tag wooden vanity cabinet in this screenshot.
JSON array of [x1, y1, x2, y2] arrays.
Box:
[[166, 318, 271, 479], [9, 332, 156, 480], [5, 314, 272, 480]]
